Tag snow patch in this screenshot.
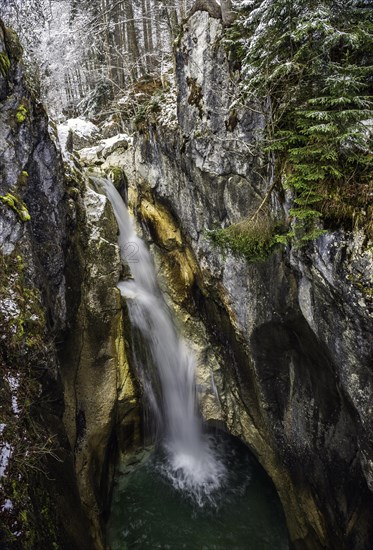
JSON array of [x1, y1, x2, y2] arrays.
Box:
[[57, 117, 100, 152], [79, 132, 133, 164], [101, 133, 133, 149], [64, 117, 99, 137], [0, 442, 12, 479], [5, 375, 20, 416], [157, 84, 178, 130], [0, 294, 20, 328], [2, 499, 13, 511]]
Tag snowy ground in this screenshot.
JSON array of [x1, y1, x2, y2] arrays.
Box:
[[57, 117, 101, 152], [78, 133, 133, 164]]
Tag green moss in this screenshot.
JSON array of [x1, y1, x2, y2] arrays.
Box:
[[18, 171, 29, 187], [4, 27, 23, 61], [208, 215, 285, 262], [63, 159, 85, 192], [67, 186, 80, 198], [0, 193, 31, 222], [0, 249, 60, 548], [346, 273, 373, 299], [16, 104, 28, 124], [209, 228, 274, 262], [0, 51, 11, 77], [107, 165, 126, 188]]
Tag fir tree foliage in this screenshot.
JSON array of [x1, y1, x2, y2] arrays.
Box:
[[232, 0, 373, 241]]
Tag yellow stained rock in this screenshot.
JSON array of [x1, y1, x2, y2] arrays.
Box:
[[139, 198, 182, 250]]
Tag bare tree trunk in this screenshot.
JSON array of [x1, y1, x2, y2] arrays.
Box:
[[179, 0, 187, 21], [154, 0, 162, 51], [141, 0, 149, 71], [126, 0, 143, 79], [141, 0, 154, 72], [220, 0, 236, 26], [99, 0, 115, 92], [165, 0, 179, 38], [145, 0, 154, 70]]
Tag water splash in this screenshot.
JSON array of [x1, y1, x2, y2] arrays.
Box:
[[101, 179, 226, 504]]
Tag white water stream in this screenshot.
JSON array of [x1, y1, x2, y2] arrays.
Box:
[[102, 179, 226, 505]]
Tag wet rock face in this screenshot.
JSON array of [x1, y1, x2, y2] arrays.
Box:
[[60, 182, 139, 547], [291, 235, 373, 494], [0, 21, 67, 329], [0, 20, 93, 549], [115, 11, 373, 550], [0, 21, 140, 550]]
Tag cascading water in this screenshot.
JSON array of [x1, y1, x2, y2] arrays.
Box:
[[102, 179, 226, 504]]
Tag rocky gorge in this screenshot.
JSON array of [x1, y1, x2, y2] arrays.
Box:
[[1, 7, 372, 550]]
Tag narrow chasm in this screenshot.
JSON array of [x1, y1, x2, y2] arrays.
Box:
[[1, 2, 372, 550], [108, 432, 288, 550], [100, 177, 289, 549]]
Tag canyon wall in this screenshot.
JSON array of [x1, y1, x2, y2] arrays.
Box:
[[99, 12, 373, 549], [1, 10, 372, 550], [0, 20, 138, 548]]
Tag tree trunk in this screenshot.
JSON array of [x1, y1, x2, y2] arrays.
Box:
[[145, 0, 154, 70], [165, 1, 179, 38], [220, 0, 236, 26], [126, 0, 143, 79]]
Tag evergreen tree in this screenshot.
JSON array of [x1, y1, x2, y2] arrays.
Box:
[[233, 0, 373, 240]]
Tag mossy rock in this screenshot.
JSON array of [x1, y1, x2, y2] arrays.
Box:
[[4, 26, 23, 61], [186, 76, 204, 118], [17, 170, 29, 187], [107, 166, 128, 190], [0, 192, 31, 222], [16, 104, 28, 124], [0, 51, 10, 78]]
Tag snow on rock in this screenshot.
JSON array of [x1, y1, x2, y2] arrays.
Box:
[[0, 288, 21, 340], [0, 442, 12, 479], [57, 117, 101, 151], [77, 144, 104, 165], [1, 499, 13, 512], [79, 133, 133, 165], [5, 374, 21, 416], [101, 134, 131, 157], [101, 119, 121, 138], [156, 83, 178, 130]]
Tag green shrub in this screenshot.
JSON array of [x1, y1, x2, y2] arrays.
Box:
[[208, 213, 285, 262]]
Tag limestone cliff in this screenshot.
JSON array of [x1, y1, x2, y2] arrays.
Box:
[[0, 20, 138, 549], [99, 11, 373, 550], [59, 178, 139, 547], [0, 19, 92, 549], [1, 9, 372, 550]]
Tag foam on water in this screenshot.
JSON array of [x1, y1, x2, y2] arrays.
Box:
[[161, 436, 228, 507], [101, 178, 226, 504], [108, 430, 290, 550]]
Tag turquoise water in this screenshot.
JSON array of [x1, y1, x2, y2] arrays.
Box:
[[107, 432, 289, 550]]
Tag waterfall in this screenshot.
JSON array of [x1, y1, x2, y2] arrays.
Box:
[[101, 179, 226, 505]]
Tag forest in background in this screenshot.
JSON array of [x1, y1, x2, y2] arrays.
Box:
[[1, 0, 372, 243], [0, 0, 195, 117]]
